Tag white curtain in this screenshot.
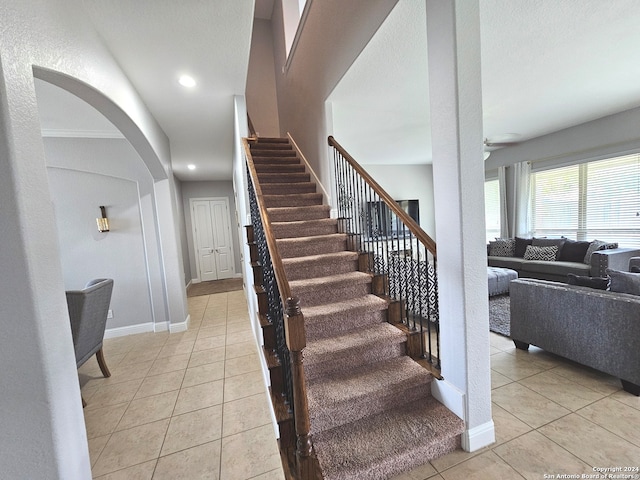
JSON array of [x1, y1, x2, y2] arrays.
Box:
[[499, 161, 531, 238], [498, 166, 509, 238]]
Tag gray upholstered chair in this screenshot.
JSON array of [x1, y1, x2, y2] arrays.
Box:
[[66, 279, 114, 405]]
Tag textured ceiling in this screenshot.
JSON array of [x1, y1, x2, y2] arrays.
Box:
[[330, 0, 640, 164]]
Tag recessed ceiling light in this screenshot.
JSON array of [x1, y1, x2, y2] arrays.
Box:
[[179, 75, 196, 88], [187, 164, 196, 170]]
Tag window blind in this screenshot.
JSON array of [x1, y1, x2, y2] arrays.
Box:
[[530, 153, 640, 246], [485, 179, 500, 243]]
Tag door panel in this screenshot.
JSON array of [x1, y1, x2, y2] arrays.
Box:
[[191, 198, 235, 282], [193, 200, 217, 281], [211, 200, 234, 279]]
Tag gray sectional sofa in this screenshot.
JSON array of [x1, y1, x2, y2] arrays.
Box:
[[488, 237, 640, 283], [510, 278, 640, 395]]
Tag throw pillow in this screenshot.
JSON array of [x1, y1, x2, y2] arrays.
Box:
[[514, 237, 533, 258], [583, 240, 607, 264], [558, 239, 591, 263], [604, 242, 619, 249], [567, 273, 609, 290], [523, 245, 558, 261], [489, 238, 515, 257], [532, 237, 565, 259], [607, 268, 640, 296]]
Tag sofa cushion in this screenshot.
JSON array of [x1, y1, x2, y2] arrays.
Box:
[[607, 268, 640, 296], [567, 273, 609, 290], [514, 237, 533, 258], [524, 245, 558, 261], [559, 240, 591, 263], [489, 239, 515, 257], [532, 238, 565, 259], [488, 256, 525, 270], [524, 260, 591, 276]]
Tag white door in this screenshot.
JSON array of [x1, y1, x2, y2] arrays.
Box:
[[191, 198, 235, 281]]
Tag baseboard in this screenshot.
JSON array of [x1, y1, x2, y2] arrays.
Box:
[[330, 208, 339, 219], [104, 322, 154, 339], [431, 378, 465, 421], [191, 278, 201, 284], [170, 314, 190, 333], [186, 279, 193, 290], [462, 420, 495, 452], [234, 272, 243, 278]]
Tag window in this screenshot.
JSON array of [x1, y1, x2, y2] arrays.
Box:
[[530, 154, 640, 246], [485, 179, 500, 243]]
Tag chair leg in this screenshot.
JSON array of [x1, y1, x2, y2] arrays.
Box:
[[96, 348, 111, 378]]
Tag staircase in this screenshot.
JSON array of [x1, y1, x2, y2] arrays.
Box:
[[248, 136, 464, 480]]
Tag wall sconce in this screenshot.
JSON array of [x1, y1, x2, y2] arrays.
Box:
[[96, 206, 110, 233]]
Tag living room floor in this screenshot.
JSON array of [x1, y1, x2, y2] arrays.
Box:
[[81, 291, 640, 479]]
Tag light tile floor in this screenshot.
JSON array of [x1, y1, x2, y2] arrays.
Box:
[[81, 289, 285, 480], [82, 291, 640, 480], [393, 332, 640, 480]]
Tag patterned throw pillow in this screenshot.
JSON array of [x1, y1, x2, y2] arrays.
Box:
[[489, 238, 515, 257], [523, 245, 558, 261]]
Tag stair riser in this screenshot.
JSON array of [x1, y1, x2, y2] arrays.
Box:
[[310, 381, 430, 434], [251, 150, 297, 157], [277, 237, 347, 258], [267, 207, 331, 222], [263, 194, 323, 208], [261, 183, 317, 195], [257, 173, 310, 183], [305, 341, 404, 382], [305, 308, 386, 340], [250, 144, 292, 150], [272, 222, 338, 240], [283, 258, 357, 280], [293, 282, 371, 308], [252, 157, 300, 164], [255, 165, 306, 174]]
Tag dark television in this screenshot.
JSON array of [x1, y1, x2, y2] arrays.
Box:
[[366, 200, 420, 238]]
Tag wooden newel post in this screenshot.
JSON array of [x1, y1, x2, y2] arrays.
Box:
[[284, 296, 312, 459]]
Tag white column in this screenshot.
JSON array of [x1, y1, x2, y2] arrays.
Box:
[[426, 0, 495, 451], [0, 64, 92, 478]]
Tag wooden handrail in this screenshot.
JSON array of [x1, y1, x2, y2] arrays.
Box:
[[328, 136, 437, 257], [243, 139, 292, 301]]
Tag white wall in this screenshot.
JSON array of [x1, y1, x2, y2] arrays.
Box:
[[246, 19, 281, 137], [181, 181, 243, 281], [271, 0, 399, 188], [44, 137, 161, 331], [0, 0, 187, 476], [363, 164, 436, 239]]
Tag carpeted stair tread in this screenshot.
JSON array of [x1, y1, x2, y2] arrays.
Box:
[[267, 205, 330, 222], [272, 218, 338, 239], [289, 271, 371, 306], [313, 396, 464, 480], [305, 322, 405, 369], [257, 172, 311, 183], [250, 149, 297, 157], [263, 192, 323, 208], [307, 356, 433, 433], [254, 164, 306, 174], [303, 294, 388, 338], [260, 182, 317, 195], [250, 143, 292, 150], [251, 137, 289, 143], [282, 251, 358, 280], [276, 233, 347, 258], [252, 156, 301, 165]]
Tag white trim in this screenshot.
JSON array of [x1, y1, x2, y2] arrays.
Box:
[[41, 128, 124, 139], [104, 322, 154, 339], [186, 279, 192, 290], [283, 0, 313, 74], [170, 314, 190, 333], [461, 420, 496, 452], [330, 208, 339, 219], [191, 278, 201, 284], [431, 379, 465, 421]]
